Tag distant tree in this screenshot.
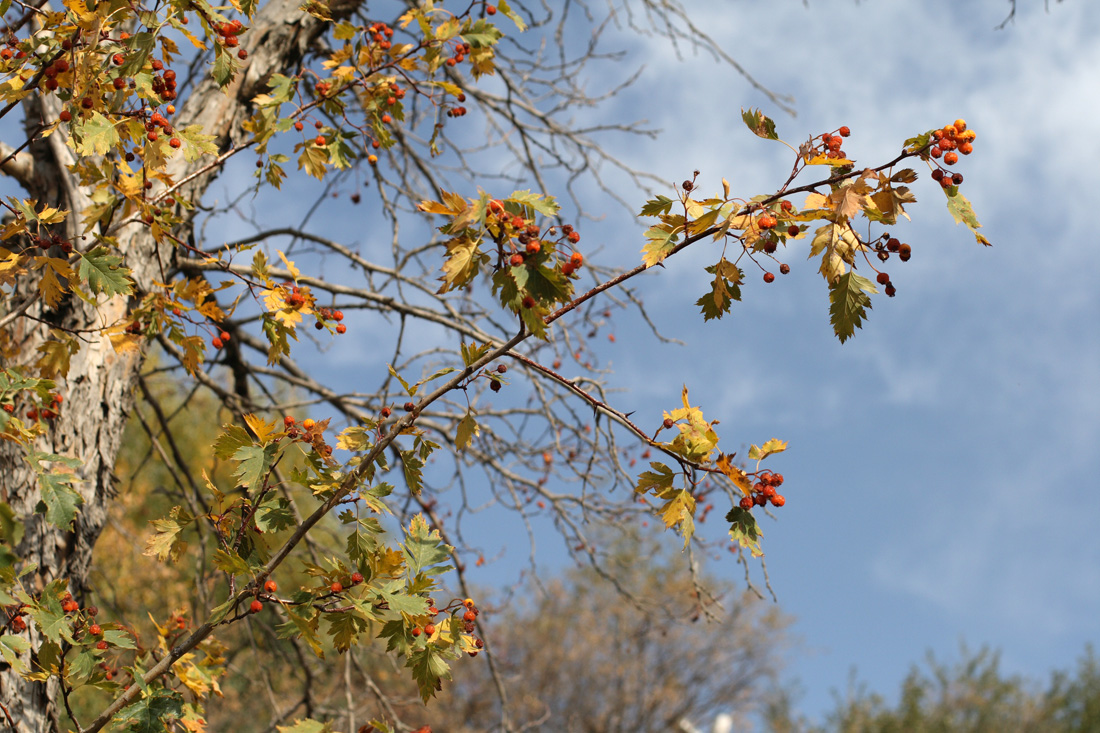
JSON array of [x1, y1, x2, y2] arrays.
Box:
[[764, 645, 1100, 733]]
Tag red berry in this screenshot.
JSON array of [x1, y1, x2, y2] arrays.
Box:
[[780, 200, 793, 212], [224, 35, 238, 47], [335, 324, 346, 334], [662, 417, 675, 429], [464, 610, 476, 622], [930, 146, 942, 159], [350, 572, 364, 584], [739, 496, 753, 510], [211, 337, 223, 349], [381, 113, 392, 124], [412, 626, 422, 637], [59, 110, 72, 123], [787, 225, 799, 237], [570, 252, 583, 267], [424, 623, 435, 636], [250, 599, 263, 613], [951, 173, 963, 185], [496, 364, 507, 373], [112, 53, 124, 65], [112, 77, 125, 90], [486, 4, 497, 13], [770, 494, 786, 507], [330, 581, 343, 593], [876, 272, 890, 285], [380, 406, 392, 418], [779, 263, 790, 275], [96, 640, 108, 650], [315, 135, 326, 146], [237, 49, 248, 60], [509, 253, 524, 267], [81, 97, 93, 109], [169, 137, 181, 149], [89, 624, 102, 636], [403, 402, 415, 412], [763, 272, 775, 283], [567, 231, 580, 244], [943, 151, 959, 166], [838, 126, 851, 137], [758, 214, 777, 229]]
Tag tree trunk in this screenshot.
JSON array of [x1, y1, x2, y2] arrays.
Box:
[[0, 0, 358, 727]]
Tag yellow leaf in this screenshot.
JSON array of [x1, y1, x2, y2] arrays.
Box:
[[243, 413, 278, 443], [802, 192, 828, 210], [716, 454, 754, 497], [277, 250, 300, 280]]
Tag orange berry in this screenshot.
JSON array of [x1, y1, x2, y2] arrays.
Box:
[[250, 599, 263, 613], [953, 118, 967, 133], [302, 418, 315, 430], [838, 125, 851, 137], [930, 146, 942, 158], [211, 337, 223, 349], [381, 113, 392, 124], [943, 151, 958, 165], [570, 252, 583, 267], [169, 137, 181, 149], [314, 135, 326, 146], [330, 581, 343, 593], [335, 324, 346, 334], [958, 142, 973, 155], [487, 4, 497, 13], [424, 623, 435, 636], [509, 253, 524, 267]]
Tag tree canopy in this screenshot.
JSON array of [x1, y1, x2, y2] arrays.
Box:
[[0, 0, 990, 730]]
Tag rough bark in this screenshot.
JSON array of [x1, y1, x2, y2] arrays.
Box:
[[0, 0, 359, 728]]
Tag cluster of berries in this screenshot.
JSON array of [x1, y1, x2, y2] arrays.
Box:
[[870, 235, 911, 296], [210, 329, 231, 349], [488, 362, 507, 392], [216, 19, 248, 59], [143, 109, 180, 148], [314, 306, 346, 334], [11, 392, 64, 421], [817, 125, 851, 160], [738, 471, 786, 511], [929, 119, 975, 189], [40, 56, 70, 92], [368, 22, 394, 50], [282, 416, 333, 455], [149, 59, 179, 102], [444, 41, 472, 68]]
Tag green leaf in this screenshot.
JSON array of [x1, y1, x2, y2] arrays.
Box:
[[639, 195, 675, 217], [828, 271, 876, 343], [115, 689, 184, 733], [641, 225, 679, 268], [497, 0, 527, 30], [400, 449, 424, 496], [37, 470, 83, 530], [214, 424, 252, 459], [462, 18, 505, 48], [945, 190, 988, 245], [77, 247, 133, 296], [378, 588, 428, 616], [72, 112, 120, 156], [325, 611, 367, 652], [212, 43, 240, 88], [212, 549, 250, 577], [635, 462, 674, 494], [402, 514, 453, 577], [507, 189, 559, 217], [725, 506, 764, 558], [658, 488, 696, 547], [741, 107, 778, 140], [0, 634, 30, 674], [232, 443, 277, 490], [407, 646, 452, 702]]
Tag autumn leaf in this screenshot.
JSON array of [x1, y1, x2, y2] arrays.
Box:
[[741, 107, 778, 140], [829, 271, 877, 343]]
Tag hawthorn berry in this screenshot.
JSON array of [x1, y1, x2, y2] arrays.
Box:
[[487, 4, 497, 14], [876, 272, 890, 285], [771, 494, 786, 507], [112, 53, 124, 65], [264, 580, 277, 593], [424, 623, 435, 636], [404, 402, 415, 412], [959, 142, 973, 155], [367, 154, 378, 165], [763, 272, 775, 283], [351, 572, 364, 584], [294, 121, 304, 131], [567, 231, 580, 244], [951, 173, 964, 185], [787, 225, 799, 237], [412, 626, 422, 637], [758, 214, 777, 230], [81, 97, 93, 109], [330, 581, 343, 593], [96, 640, 108, 650], [284, 415, 295, 426], [838, 125, 851, 137], [380, 407, 392, 418], [522, 295, 536, 309], [89, 624, 102, 636], [237, 49, 248, 60], [509, 253, 524, 267], [224, 35, 239, 47], [570, 252, 584, 267], [496, 364, 507, 373], [250, 599, 263, 613], [335, 324, 346, 334], [943, 151, 959, 166], [302, 418, 316, 430], [314, 135, 326, 146], [381, 113, 392, 124], [662, 417, 675, 429], [59, 110, 71, 123], [526, 241, 541, 255], [779, 263, 790, 275], [211, 337, 223, 349], [898, 243, 912, 261], [931, 169, 945, 182], [885, 285, 897, 297], [489, 380, 502, 392], [739, 496, 753, 510]]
